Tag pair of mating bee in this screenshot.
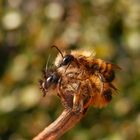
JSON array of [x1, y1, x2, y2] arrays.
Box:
[[39, 46, 120, 113]]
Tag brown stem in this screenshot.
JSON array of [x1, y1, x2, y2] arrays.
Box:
[[33, 109, 85, 140]]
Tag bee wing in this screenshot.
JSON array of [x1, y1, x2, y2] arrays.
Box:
[[109, 83, 120, 95], [109, 83, 118, 91], [111, 63, 121, 70]]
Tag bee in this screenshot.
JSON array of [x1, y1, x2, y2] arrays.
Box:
[[53, 45, 120, 82], [39, 67, 90, 113], [39, 66, 116, 113], [53, 45, 120, 107], [53, 45, 120, 92], [39, 46, 120, 113], [62, 69, 115, 109]]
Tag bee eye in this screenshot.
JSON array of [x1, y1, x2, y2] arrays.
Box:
[[44, 76, 53, 89], [46, 76, 53, 84], [47, 74, 59, 84], [61, 55, 74, 66]]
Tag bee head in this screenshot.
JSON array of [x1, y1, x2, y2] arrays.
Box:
[[39, 70, 60, 97], [59, 54, 74, 67], [51, 45, 75, 68]]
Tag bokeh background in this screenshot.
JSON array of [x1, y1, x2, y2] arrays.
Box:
[[0, 0, 140, 140]]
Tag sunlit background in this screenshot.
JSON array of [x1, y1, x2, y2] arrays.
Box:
[[0, 0, 140, 140]]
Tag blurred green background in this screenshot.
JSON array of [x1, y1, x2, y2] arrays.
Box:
[[0, 0, 140, 140]]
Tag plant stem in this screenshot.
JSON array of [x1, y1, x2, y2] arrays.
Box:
[[33, 109, 85, 140]]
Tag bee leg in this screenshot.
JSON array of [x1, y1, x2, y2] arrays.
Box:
[[83, 96, 92, 109], [57, 88, 71, 110], [82, 107, 88, 115], [57, 78, 68, 107], [64, 63, 71, 73], [109, 83, 118, 91], [97, 73, 105, 94], [73, 93, 83, 114], [100, 81, 104, 95], [72, 83, 83, 114], [97, 73, 105, 82], [83, 80, 94, 109]]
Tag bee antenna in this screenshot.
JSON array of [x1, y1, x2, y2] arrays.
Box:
[[46, 54, 51, 70], [51, 45, 64, 58]]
